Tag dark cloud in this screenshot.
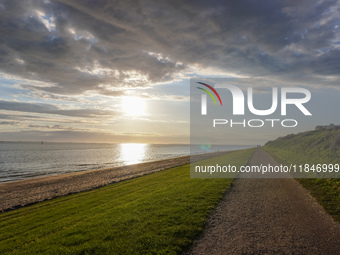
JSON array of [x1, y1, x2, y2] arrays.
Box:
[[0, 113, 42, 120], [0, 100, 116, 118], [0, 121, 17, 125], [28, 124, 78, 130], [0, 130, 188, 143], [0, 0, 339, 99]]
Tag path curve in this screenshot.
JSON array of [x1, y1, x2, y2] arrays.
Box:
[[186, 148, 340, 254]]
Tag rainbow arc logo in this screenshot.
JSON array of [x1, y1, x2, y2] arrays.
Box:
[[196, 82, 222, 115], [196, 82, 222, 106]]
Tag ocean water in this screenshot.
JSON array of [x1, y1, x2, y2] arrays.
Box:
[[0, 142, 253, 183]]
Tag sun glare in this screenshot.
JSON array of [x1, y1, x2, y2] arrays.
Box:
[[119, 143, 147, 165], [122, 96, 146, 116]]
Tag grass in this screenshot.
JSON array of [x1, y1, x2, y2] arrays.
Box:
[[264, 129, 340, 223], [0, 148, 254, 255]]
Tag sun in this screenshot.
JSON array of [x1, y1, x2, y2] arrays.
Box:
[[122, 96, 146, 116]]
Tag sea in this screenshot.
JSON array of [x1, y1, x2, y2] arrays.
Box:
[[0, 142, 253, 183]]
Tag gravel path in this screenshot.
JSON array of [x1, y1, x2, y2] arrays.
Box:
[[186, 148, 340, 254], [0, 151, 228, 212]]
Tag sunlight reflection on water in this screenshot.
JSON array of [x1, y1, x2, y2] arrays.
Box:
[[0, 142, 253, 183], [119, 143, 147, 165]]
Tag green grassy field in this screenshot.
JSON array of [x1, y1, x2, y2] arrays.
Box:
[[264, 129, 340, 223], [0, 148, 254, 255]]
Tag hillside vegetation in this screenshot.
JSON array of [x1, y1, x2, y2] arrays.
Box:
[[264, 129, 340, 222], [266, 129, 340, 164]]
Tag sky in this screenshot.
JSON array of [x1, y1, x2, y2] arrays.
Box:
[[0, 0, 339, 144]]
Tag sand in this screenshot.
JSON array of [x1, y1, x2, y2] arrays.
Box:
[[0, 151, 229, 212]]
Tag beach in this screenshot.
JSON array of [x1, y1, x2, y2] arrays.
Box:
[[0, 151, 229, 212]]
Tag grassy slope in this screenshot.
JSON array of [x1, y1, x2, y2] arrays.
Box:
[[264, 129, 340, 223], [0, 148, 254, 255]]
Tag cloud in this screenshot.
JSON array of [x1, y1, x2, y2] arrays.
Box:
[[27, 124, 79, 130], [0, 121, 18, 125], [131, 92, 189, 101], [0, 0, 339, 99], [0, 130, 189, 144], [0, 0, 340, 144], [0, 100, 117, 118]]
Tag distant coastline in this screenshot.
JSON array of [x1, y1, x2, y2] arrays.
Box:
[[0, 142, 253, 183]]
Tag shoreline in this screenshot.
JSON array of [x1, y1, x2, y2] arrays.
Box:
[[0, 151, 230, 213]]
